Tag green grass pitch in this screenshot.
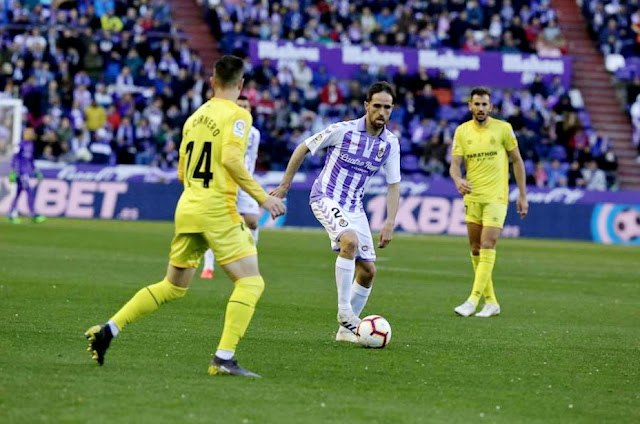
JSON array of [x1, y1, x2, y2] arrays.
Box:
[[1, 218, 638, 423]]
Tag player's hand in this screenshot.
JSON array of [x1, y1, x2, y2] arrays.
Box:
[[8, 171, 17, 182], [378, 221, 394, 248], [516, 195, 529, 219], [269, 185, 288, 199], [454, 178, 472, 195], [262, 195, 286, 219]]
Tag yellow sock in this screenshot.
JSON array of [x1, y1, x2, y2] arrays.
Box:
[[467, 249, 496, 307], [217, 276, 265, 353], [110, 277, 188, 331], [471, 253, 498, 305]]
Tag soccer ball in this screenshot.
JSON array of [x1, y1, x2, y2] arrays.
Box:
[[356, 315, 391, 348]]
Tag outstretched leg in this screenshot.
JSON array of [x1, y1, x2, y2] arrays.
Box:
[[85, 265, 193, 365]]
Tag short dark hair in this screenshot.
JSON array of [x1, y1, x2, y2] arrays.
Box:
[[214, 55, 244, 87], [366, 81, 396, 103], [237, 94, 248, 101], [469, 86, 492, 100]]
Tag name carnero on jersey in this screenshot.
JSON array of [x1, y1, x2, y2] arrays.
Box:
[[190, 114, 221, 136]]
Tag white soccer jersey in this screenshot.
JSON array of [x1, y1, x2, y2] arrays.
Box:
[[305, 116, 401, 213], [244, 126, 260, 175], [238, 126, 261, 198]]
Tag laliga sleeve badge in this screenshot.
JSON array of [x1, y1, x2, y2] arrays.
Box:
[[233, 119, 246, 137]]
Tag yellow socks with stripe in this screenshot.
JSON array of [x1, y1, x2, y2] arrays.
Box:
[[217, 276, 265, 354], [467, 249, 496, 307], [470, 253, 498, 305], [110, 277, 188, 331]]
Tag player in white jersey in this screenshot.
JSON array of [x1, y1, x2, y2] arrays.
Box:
[[272, 82, 401, 342], [201, 95, 262, 279]]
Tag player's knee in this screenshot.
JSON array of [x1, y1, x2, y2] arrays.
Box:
[[152, 278, 188, 304], [339, 232, 358, 256], [236, 275, 265, 301], [480, 240, 497, 249]]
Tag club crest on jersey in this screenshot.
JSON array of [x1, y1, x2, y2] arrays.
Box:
[[490, 137, 496, 145], [233, 119, 246, 137], [377, 146, 386, 158], [339, 218, 349, 227]]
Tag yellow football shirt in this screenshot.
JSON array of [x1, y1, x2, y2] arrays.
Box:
[[174, 98, 268, 232], [452, 117, 518, 204]]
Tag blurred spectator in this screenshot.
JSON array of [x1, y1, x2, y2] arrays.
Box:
[[85, 100, 106, 134], [582, 160, 607, 191], [416, 84, 440, 119], [534, 161, 548, 187], [547, 159, 567, 188], [419, 133, 448, 175]]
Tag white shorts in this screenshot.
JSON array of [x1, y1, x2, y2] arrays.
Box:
[[237, 190, 260, 215], [310, 197, 376, 261]]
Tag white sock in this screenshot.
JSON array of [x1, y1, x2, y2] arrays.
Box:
[[215, 349, 234, 360], [335, 256, 356, 310], [350, 281, 372, 317], [250, 228, 259, 244], [107, 320, 120, 337], [203, 249, 215, 270]]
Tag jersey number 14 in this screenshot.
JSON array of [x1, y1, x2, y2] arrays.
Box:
[[185, 141, 213, 188]]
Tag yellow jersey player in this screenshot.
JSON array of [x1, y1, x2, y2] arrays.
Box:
[[84, 56, 286, 377], [450, 86, 528, 318]]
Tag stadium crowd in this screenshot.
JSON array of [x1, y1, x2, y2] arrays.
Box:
[[581, 0, 640, 162], [0, 0, 618, 190], [0, 0, 204, 168], [206, 0, 568, 57]]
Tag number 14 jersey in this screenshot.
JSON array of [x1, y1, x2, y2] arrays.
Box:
[[175, 97, 267, 232]]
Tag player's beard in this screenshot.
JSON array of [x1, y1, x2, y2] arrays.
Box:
[[371, 114, 387, 129], [474, 112, 487, 123]]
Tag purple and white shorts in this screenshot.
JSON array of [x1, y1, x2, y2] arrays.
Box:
[[310, 197, 376, 261]]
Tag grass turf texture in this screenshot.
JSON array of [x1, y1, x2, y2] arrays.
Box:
[[1, 218, 638, 424]]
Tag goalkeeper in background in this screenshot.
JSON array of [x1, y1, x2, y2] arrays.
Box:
[[7, 127, 45, 224]]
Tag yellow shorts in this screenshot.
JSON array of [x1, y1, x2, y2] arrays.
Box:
[[464, 202, 508, 229], [169, 222, 256, 268]]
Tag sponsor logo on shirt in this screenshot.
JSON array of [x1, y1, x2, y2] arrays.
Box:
[[466, 151, 498, 159], [362, 245, 369, 251], [233, 119, 246, 137]]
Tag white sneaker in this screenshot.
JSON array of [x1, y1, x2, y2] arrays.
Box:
[[337, 309, 361, 333], [476, 303, 501, 318], [454, 301, 476, 317], [335, 326, 358, 343]]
